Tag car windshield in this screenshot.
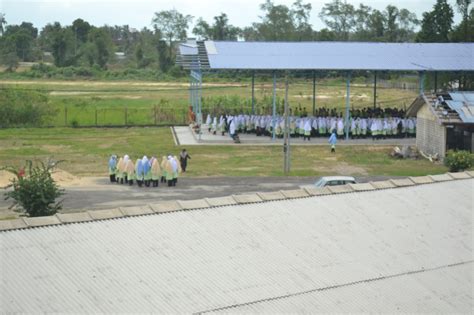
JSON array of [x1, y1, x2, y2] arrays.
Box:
[[314, 179, 325, 187]]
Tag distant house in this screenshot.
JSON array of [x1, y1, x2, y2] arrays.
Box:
[[114, 52, 126, 60], [407, 92, 474, 158]]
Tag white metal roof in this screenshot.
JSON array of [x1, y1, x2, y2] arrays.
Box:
[[1, 179, 473, 313], [203, 41, 474, 71]]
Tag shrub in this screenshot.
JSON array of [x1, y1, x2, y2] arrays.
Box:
[[3, 160, 64, 217], [444, 150, 474, 172]]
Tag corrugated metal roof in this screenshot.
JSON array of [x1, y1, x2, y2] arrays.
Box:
[[446, 92, 474, 123], [1, 180, 473, 313], [203, 41, 474, 71]]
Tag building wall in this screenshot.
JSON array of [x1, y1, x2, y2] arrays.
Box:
[[416, 103, 446, 157]]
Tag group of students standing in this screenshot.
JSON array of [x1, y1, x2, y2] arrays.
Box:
[[107, 150, 191, 187], [204, 114, 416, 141]]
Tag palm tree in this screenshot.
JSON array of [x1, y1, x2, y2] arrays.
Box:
[[0, 13, 6, 36]]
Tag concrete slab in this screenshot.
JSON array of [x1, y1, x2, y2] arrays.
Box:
[[448, 172, 471, 179], [178, 199, 210, 210], [304, 187, 332, 196], [430, 174, 454, 182], [466, 171, 474, 177], [23, 215, 61, 227], [370, 180, 396, 190], [0, 218, 27, 231], [327, 185, 354, 194], [56, 212, 93, 223], [409, 176, 434, 184], [349, 183, 376, 192], [232, 193, 263, 204], [119, 206, 154, 216], [149, 201, 183, 213], [257, 191, 286, 201], [88, 208, 124, 220], [390, 178, 415, 187], [205, 196, 238, 207], [280, 189, 309, 199]]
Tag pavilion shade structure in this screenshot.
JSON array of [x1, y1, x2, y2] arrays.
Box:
[[177, 41, 474, 72]]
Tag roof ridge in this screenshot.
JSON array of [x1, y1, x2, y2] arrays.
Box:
[[0, 172, 472, 232]]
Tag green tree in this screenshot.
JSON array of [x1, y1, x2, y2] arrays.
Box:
[[319, 0, 356, 40], [455, 0, 472, 41], [417, 0, 454, 42], [0, 35, 19, 71], [451, 7, 474, 41], [2, 22, 38, 61], [152, 9, 193, 57], [88, 27, 113, 69], [193, 13, 240, 40], [0, 13, 7, 36]]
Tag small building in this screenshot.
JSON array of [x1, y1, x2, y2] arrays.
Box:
[[407, 92, 474, 158]]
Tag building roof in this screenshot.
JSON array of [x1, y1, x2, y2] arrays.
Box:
[[446, 92, 474, 123], [1, 176, 473, 313], [178, 41, 474, 71]]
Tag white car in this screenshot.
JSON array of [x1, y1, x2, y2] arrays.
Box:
[[314, 176, 356, 187]]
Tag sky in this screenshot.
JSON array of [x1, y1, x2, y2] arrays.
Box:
[[1, 0, 463, 32]]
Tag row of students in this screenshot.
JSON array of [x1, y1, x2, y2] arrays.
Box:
[[108, 154, 181, 187], [204, 114, 416, 140]]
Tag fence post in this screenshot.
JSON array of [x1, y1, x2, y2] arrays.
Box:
[[64, 106, 67, 126], [125, 107, 128, 126], [95, 108, 98, 126], [154, 105, 157, 125]]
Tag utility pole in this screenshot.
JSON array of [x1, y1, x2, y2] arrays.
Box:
[[283, 73, 290, 175]]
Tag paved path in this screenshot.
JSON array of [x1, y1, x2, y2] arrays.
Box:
[[174, 126, 416, 146]]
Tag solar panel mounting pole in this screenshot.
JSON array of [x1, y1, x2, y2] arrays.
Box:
[[419, 71, 425, 96], [251, 71, 255, 115], [345, 71, 351, 141], [373, 71, 377, 110], [312, 70, 316, 116], [272, 71, 277, 141], [284, 73, 290, 175]]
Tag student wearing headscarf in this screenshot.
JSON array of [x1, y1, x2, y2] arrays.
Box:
[[211, 117, 217, 135], [123, 154, 130, 184], [125, 157, 135, 186], [115, 157, 124, 184], [108, 155, 117, 182], [165, 156, 174, 186], [160, 156, 168, 183], [171, 156, 180, 186], [328, 129, 337, 153], [135, 158, 144, 187], [142, 156, 151, 187], [206, 114, 212, 133], [150, 157, 161, 187], [303, 119, 312, 141]]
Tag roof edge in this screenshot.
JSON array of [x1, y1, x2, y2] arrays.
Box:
[[1, 172, 472, 232]]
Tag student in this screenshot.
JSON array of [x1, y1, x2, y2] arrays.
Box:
[[123, 155, 130, 184], [179, 149, 191, 172], [211, 117, 217, 135], [166, 156, 175, 186], [142, 156, 151, 187], [173, 155, 181, 185], [108, 155, 117, 182], [303, 119, 311, 141], [160, 156, 168, 183], [328, 129, 337, 153], [205, 114, 212, 132], [115, 156, 124, 184], [135, 158, 144, 187], [125, 157, 135, 186], [150, 157, 161, 187]]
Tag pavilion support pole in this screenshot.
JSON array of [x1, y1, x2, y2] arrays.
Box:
[[312, 70, 316, 116], [434, 72, 438, 93], [419, 71, 425, 96], [284, 73, 290, 175], [373, 71, 377, 110], [345, 72, 351, 141], [251, 71, 255, 115], [198, 70, 202, 141], [272, 71, 277, 141]]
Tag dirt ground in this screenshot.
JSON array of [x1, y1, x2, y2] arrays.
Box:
[[0, 171, 399, 219]]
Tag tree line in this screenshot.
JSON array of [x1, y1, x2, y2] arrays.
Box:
[[0, 0, 472, 75]]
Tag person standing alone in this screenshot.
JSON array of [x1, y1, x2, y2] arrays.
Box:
[[179, 149, 191, 172], [328, 129, 337, 153]]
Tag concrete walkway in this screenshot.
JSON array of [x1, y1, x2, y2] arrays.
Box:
[[174, 126, 416, 146]]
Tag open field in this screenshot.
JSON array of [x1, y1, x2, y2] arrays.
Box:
[[0, 127, 447, 178], [0, 78, 418, 127]]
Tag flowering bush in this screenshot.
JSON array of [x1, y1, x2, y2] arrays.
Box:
[[444, 150, 474, 172], [3, 160, 64, 217]]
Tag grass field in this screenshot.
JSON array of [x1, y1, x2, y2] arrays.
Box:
[[0, 127, 447, 177], [1, 78, 418, 127]]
